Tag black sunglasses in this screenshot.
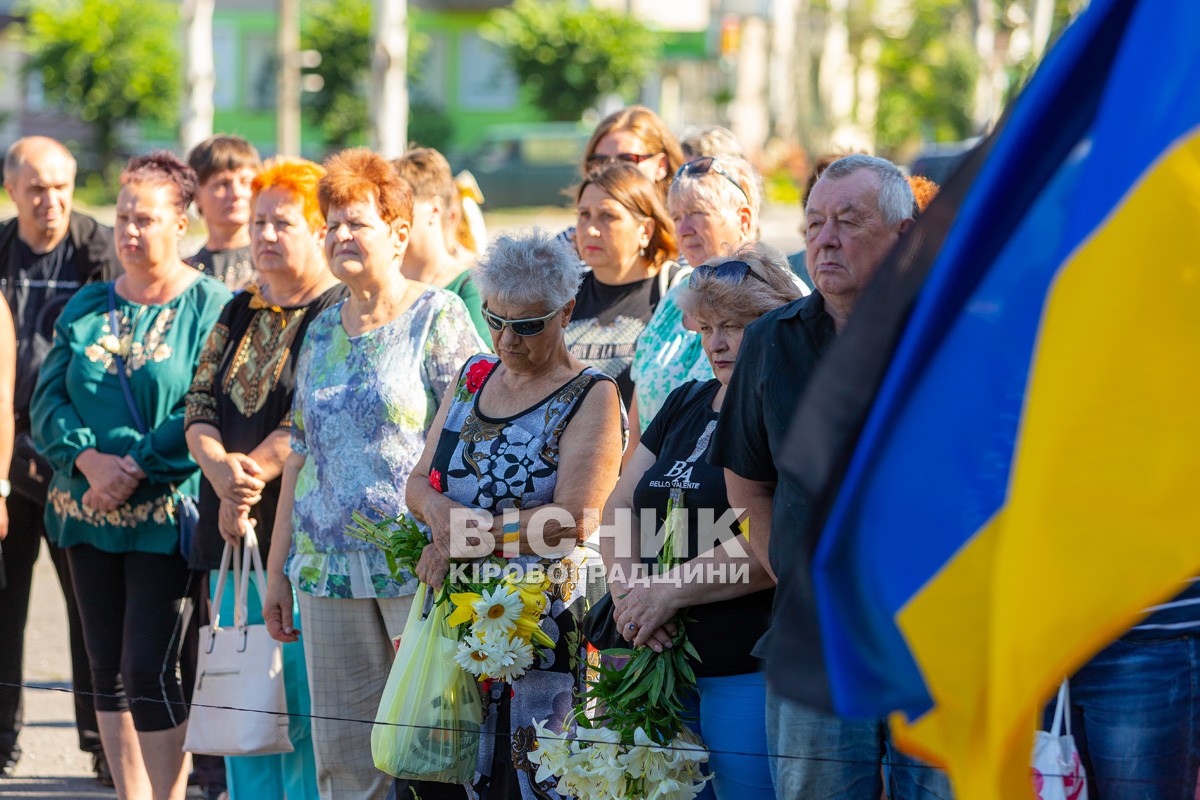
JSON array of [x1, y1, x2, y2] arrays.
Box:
[[586, 152, 661, 169], [692, 260, 769, 286], [481, 305, 563, 337], [673, 157, 750, 203]]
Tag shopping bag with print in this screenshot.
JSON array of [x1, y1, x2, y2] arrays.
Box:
[[1032, 679, 1087, 800]]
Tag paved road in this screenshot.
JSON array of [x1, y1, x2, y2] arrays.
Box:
[[5, 542, 118, 798]]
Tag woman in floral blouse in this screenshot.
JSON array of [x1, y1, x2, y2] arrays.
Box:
[[407, 229, 625, 799], [262, 148, 482, 800], [32, 152, 231, 799]]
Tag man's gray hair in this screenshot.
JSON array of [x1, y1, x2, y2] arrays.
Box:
[[814, 154, 915, 227], [474, 228, 584, 311]]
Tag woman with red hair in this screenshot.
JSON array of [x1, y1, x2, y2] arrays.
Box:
[[263, 149, 482, 799], [185, 156, 344, 800]]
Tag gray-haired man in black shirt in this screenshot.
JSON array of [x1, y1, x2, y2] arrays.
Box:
[[709, 156, 951, 798]]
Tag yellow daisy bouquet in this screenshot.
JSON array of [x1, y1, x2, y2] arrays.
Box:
[[347, 510, 557, 683]]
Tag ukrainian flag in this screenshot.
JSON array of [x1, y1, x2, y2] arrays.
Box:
[[788, 0, 1200, 796]]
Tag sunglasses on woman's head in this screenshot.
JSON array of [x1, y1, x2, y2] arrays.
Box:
[[481, 305, 562, 337], [693, 260, 769, 285], [673, 157, 750, 204], [586, 152, 661, 169]]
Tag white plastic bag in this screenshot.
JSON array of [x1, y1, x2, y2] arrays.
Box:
[[1032, 680, 1087, 800]]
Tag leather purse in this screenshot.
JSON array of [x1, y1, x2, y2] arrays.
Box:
[[581, 591, 626, 651], [183, 532, 293, 756]]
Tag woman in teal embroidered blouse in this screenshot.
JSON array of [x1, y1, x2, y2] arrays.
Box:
[[31, 152, 230, 800]]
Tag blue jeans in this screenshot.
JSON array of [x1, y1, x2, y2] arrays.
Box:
[[765, 688, 952, 800], [1055, 634, 1200, 800], [681, 672, 775, 799]]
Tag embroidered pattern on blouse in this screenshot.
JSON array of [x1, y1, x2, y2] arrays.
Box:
[[185, 322, 229, 427], [48, 487, 178, 529], [83, 307, 178, 375], [224, 306, 308, 418]]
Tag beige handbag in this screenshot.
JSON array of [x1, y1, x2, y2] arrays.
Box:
[[182, 531, 293, 756]]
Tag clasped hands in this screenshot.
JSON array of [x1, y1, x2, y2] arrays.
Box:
[[77, 450, 145, 512], [210, 453, 265, 546], [611, 577, 680, 654]]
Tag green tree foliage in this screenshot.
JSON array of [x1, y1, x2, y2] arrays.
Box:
[[301, 0, 370, 151], [874, 0, 979, 155], [301, 0, 450, 152], [483, 0, 659, 121], [21, 0, 179, 171]]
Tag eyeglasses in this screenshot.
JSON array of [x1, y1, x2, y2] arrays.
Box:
[[481, 305, 563, 337], [586, 152, 661, 169], [692, 260, 769, 286], [673, 157, 750, 204]]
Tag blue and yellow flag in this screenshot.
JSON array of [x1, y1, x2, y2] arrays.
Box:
[[784, 0, 1200, 796]]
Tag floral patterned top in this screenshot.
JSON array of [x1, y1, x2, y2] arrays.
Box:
[[422, 352, 626, 799], [32, 277, 232, 553], [629, 280, 714, 431], [286, 288, 484, 599]]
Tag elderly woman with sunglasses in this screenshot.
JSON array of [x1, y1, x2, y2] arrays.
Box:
[[567, 162, 682, 411], [600, 243, 802, 800], [262, 148, 482, 800], [627, 154, 800, 457], [408, 229, 625, 799]]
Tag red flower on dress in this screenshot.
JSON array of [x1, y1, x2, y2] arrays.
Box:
[[465, 359, 496, 394], [429, 469, 443, 493]]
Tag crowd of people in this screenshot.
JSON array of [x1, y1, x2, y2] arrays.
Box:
[[0, 101, 1193, 800]]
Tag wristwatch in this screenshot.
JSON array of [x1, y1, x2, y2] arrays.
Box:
[[0, 479, 10, 498]]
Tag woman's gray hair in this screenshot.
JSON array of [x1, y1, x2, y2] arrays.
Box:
[[814, 154, 915, 227], [473, 228, 584, 311], [668, 153, 762, 227]]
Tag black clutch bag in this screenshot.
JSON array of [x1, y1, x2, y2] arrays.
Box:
[[11, 431, 51, 505], [581, 591, 626, 651]]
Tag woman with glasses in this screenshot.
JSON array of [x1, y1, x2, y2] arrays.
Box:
[[601, 244, 803, 800], [262, 148, 481, 800], [407, 229, 625, 799], [554, 106, 686, 253], [582, 105, 685, 201], [567, 162, 682, 411], [628, 154, 791, 452]]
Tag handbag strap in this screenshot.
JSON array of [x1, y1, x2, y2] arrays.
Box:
[[210, 531, 268, 632], [107, 283, 149, 435], [210, 541, 241, 631], [1049, 678, 1071, 737]]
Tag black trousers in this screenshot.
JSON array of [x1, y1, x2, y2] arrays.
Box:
[[0, 493, 102, 759]]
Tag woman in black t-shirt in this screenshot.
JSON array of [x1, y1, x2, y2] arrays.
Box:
[[600, 243, 803, 800], [565, 162, 682, 410]]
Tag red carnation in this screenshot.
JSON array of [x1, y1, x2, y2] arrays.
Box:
[[429, 469, 443, 492], [465, 359, 495, 394]]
